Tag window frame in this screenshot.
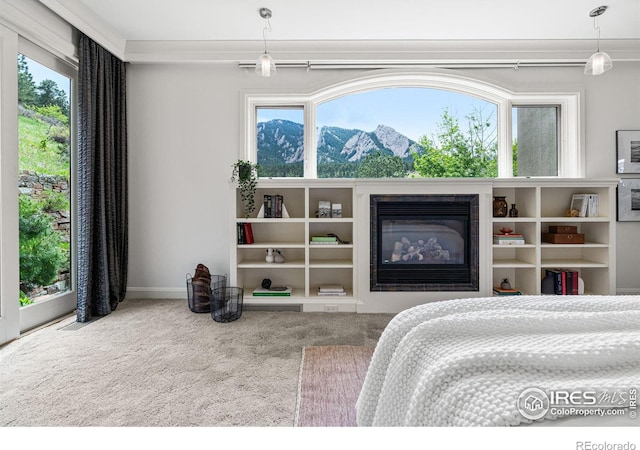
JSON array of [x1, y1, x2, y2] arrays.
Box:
[[243, 71, 583, 178]]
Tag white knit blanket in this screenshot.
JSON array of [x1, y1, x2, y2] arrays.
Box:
[[356, 295, 640, 426]]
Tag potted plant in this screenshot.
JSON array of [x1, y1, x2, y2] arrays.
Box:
[[231, 160, 259, 218]]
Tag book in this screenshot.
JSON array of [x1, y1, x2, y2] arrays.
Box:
[[493, 287, 521, 295], [587, 194, 599, 217], [263, 195, 274, 218], [317, 291, 347, 296], [252, 286, 292, 296], [318, 285, 345, 293], [311, 236, 338, 242], [331, 203, 342, 218], [493, 234, 525, 245], [275, 194, 283, 218], [243, 222, 254, 244], [309, 241, 340, 245], [237, 222, 246, 244], [545, 269, 563, 294], [493, 239, 525, 245]]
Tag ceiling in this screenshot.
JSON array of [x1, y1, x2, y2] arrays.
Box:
[[39, 0, 640, 64]]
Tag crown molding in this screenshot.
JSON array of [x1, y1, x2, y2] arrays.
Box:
[[39, 0, 126, 60], [0, 0, 76, 63], [124, 39, 640, 64]]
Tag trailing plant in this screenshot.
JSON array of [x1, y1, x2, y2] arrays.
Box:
[[231, 160, 259, 218]]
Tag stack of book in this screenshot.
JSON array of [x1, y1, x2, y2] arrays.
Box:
[[545, 269, 580, 295], [310, 236, 339, 245], [493, 286, 522, 296], [263, 194, 284, 218], [237, 222, 254, 244], [493, 233, 525, 245], [317, 285, 346, 296], [252, 286, 292, 297]]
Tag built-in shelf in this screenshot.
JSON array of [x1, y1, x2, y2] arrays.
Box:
[[491, 179, 617, 295], [231, 181, 356, 309]]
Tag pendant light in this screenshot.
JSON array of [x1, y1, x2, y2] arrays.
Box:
[[584, 6, 613, 76], [256, 8, 276, 77]]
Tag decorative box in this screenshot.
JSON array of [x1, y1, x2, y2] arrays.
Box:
[[548, 225, 578, 234], [542, 233, 585, 244]]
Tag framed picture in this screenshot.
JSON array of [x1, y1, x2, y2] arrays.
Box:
[[617, 178, 640, 221], [616, 130, 640, 174], [570, 194, 588, 217]]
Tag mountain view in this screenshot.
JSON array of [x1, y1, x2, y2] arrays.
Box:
[[257, 119, 425, 169]]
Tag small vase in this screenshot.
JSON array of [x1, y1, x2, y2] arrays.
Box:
[[500, 278, 511, 290], [541, 273, 555, 294], [493, 196, 508, 217], [274, 250, 285, 264], [265, 248, 274, 263], [509, 204, 519, 218]]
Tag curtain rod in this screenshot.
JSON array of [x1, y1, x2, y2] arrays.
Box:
[[237, 60, 587, 70]]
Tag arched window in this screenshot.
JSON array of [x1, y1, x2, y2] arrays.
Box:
[[244, 72, 582, 178]]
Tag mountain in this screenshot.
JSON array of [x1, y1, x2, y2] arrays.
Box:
[[257, 120, 424, 165]]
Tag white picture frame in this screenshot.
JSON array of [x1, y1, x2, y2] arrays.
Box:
[[569, 194, 588, 217], [616, 130, 640, 174]]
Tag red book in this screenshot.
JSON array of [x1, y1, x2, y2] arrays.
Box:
[[561, 271, 567, 295], [243, 222, 254, 244], [571, 271, 579, 295]]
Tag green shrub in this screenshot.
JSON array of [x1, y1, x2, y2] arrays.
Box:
[[19, 195, 65, 291], [19, 290, 32, 307]]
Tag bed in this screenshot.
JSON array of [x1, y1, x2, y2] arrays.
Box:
[[356, 295, 640, 426]]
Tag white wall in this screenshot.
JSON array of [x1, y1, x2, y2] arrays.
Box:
[[126, 62, 640, 301]]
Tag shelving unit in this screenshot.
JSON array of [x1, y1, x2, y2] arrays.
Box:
[[491, 179, 617, 295], [231, 178, 617, 311], [230, 180, 356, 310]]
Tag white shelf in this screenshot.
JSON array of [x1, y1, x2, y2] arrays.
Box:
[[232, 182, 356, 307], [493, 259, 536, 268], [540, 259, 608, 268], [237, 260, 306, 268], [491, 180, 616, 295]]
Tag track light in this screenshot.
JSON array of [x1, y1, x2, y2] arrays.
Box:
[[584, 6, 613, 76], [256, 8, 276, 77]]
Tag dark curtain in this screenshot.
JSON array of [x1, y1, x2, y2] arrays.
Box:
[[77, 34, 128, 322]]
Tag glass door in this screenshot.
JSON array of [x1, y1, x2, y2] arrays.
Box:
[[17, 43, 76, 332]]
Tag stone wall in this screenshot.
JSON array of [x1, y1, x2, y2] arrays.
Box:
[[18, 170, 71, 297]]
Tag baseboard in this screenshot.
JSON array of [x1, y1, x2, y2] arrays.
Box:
[[125, 287, 185, 300], [616, 288, 640, 295]]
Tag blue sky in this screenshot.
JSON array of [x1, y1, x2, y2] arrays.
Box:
[[257, 87, 496, 141]]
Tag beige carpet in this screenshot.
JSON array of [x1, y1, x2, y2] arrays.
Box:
[[295, 345, 374, 427], [0, 298, 392, 426]]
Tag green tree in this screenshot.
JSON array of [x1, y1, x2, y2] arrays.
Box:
[[36, 79, 69, 116], [413, 107, 498, 178], [358, 151, 407, 178], [19, 195, 65, 293], [18, 54, 37, 105]]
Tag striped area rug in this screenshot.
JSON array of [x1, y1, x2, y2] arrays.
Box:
[[294, 345, 374, 427]]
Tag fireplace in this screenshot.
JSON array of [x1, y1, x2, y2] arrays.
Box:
[[370, 194, 479, 291]]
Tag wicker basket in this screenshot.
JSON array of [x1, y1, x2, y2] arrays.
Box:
[[186, 273, 227, 313], [211, 287, 243, 323]]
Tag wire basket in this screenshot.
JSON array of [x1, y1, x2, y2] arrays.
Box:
[[211, 287, 243, 323], [186, 273, 227, 313]]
